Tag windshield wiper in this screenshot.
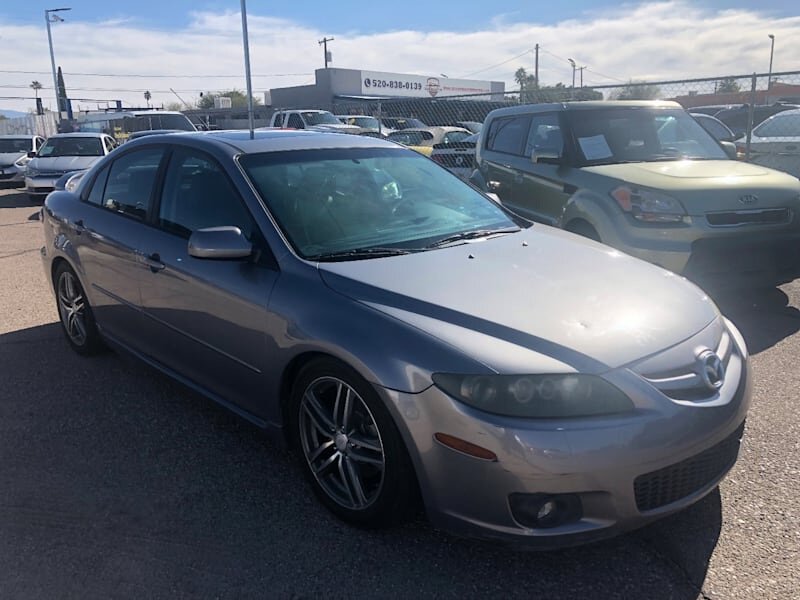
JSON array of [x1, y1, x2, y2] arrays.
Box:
[[309, 247, 413, 262], [425, 227, 519, 249]]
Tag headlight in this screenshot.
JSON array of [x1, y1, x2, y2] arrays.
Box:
[[65, 172, 85, 192], [432, 373, 634, 418], [14, 156, 30, 168], [611, 186, 686, 223], [26, 167, 39, 178]]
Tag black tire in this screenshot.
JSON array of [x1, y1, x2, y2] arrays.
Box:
[[289, 357, 417, 528], [567, 221, 601, 242], [53, 263, 105, 355]]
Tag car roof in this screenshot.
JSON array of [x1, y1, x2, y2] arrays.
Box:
[[45, 132, 111, 139], [389, 126, 469, 134], [0, 134, 38, 139], [488, 100, 682, 119], [124, 129, 399, 154]]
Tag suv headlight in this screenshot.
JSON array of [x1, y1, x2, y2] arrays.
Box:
[[14, 156, 30, 168], [432, 373, 633, 418], [611, 186, 687, 223]]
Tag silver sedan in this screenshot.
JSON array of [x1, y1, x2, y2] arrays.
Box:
[[40, 130, 750, 547]]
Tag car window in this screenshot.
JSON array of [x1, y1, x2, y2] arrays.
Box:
[[754, 114, 800, 137], [85, 164, 111, 206], [442, 131, 471, 144], [158, 148, 255, 239], [101, 148, 165, 220], [38, 137, 104, 157], [694, 116, 730, 141], [485, 115, 531, 155], [103, 138, 115, 153], [287, 114, 304, 129], [524, 114, 563, 157]]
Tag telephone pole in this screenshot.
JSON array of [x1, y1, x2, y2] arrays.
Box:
[[578, 66, 586, 87], [318, 36, 334, 68], [534, 44, 539, 88]]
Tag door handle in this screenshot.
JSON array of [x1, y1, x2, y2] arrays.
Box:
[[135, 250, 166, 273], [72, 219, 85, 235]]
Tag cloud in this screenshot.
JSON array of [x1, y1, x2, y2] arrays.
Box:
[[0, 1, 798, 112]]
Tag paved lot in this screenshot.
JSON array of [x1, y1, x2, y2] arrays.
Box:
[[0, 186, 798, 599]]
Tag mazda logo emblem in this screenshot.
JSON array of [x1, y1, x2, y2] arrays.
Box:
[[697, 349, 725, 391], [739, 194, 758, 205]]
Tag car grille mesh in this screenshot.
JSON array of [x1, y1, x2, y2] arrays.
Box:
[[706, 208, 790, 226], [634, 422, 744, 512]]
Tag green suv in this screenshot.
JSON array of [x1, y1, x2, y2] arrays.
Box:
[[471, 101, 800, 287]]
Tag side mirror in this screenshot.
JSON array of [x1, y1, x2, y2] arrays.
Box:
[[188, 226, 253, 260], [531, 149, 562, 165], [27, 151, 37, 159], [719, 141, 737, 160]]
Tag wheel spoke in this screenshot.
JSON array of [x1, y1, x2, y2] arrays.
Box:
[[348, 433, 383, 453], [311, 451, 338, 476], [341, 388, 354, 431], [307, 439, 335, 464], [303, 390, 335, 433], [348, 447, 384, 468], [332, 381, 344, 429], [336, 455, 356, 506], [344, 457, 367, 507]]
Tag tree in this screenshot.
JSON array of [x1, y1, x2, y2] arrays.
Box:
[[30, 81, 43, 99], [612, 80, 661, 101], [514, 68, 601, 103], [197, 89, 262, 109], [144, 90, 152, 108], [716, 78, 740, 94]]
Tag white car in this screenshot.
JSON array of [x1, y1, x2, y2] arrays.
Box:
[[25, 133, 116, 198], [741, 108, 800, 178], [269, 110, 360, 133], [0, 135, 46, 186]]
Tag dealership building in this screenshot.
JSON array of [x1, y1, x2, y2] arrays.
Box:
[[267, 68, 506, 110]]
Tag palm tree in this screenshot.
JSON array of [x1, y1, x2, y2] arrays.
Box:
[[30, 80, 43, 99], [144, 90, 151, 108]]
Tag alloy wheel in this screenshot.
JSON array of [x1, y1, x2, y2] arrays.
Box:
[[57, 270, 87, 347]]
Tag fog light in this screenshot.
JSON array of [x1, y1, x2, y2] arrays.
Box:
[[509, 493, 583, 529]]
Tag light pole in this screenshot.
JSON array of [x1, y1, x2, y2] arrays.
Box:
[[239, 0, 255, 139], [567, 58, 576, 89], [45, 7, 70, 116], [767, 34, 775, 91]]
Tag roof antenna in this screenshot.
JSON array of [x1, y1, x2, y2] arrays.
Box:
[[240, 0, 255, 140]]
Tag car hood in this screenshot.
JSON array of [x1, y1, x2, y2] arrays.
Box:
[[318, 227, 718, 373], [0, 152, 26, 165], [29, 155, 102, 173], [582, 160, 800, 214]]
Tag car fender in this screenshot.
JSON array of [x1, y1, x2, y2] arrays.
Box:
[[560, 188, 619, 242]]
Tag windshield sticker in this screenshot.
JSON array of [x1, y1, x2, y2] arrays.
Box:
[[578, 135, 613, 160]]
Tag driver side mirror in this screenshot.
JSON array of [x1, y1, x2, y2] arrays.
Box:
[[531, 149, 562, 165], [719, 141, 737, 160], [27, 151, 37, 159], [188, 226, 253, 260]]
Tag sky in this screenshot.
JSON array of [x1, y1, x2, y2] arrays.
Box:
[[1, 0, 799, 113]]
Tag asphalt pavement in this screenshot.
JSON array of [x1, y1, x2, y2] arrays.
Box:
[[0, 187, 798, 599]]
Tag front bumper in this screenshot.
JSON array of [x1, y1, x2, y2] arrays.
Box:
[[25, 176, 59, 196], [381, 329, 751, 548], [0, 165, 25, 183]]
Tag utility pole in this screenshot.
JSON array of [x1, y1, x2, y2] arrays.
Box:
[[240, 0, 255, 139], [578, 66, 586, 88], [534, 44, 539, 88], [767, 34, 775, 91], [318, 36, 334, 69], [45, 7, 71, 117]]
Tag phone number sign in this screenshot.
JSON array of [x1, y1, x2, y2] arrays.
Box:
[[359, 70, 492, 98]]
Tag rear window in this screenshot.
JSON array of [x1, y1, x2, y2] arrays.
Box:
[[754, 113, 800, 137], [485, 115, 530, 155]]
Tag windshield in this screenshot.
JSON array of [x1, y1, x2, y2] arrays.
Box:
[[754, 113, 800, 137], [240, 148, 521, 260], [340, 116, 380, 129], [387, 131, 433, 146], [383, 118, 426, 130], [37, 137, 103, 157], [0, 138, 31, 153], [127, 114, 196, 132], [302, 111, 341, 125], [567, 108, 728, 164]]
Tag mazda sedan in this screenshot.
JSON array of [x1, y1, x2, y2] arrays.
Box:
[[41, 130, 750, 547]]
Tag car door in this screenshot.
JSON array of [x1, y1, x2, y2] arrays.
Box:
[[511, 113, 570, 225], [134, 145, 280, 418], [69, 146, 167, 346], [480, 114, 531, 206]]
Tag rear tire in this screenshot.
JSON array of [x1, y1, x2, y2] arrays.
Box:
[[289, 357, 417, 528], [54, 263, 104, 355]]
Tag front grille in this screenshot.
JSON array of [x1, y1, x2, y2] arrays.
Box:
[[634, 422, 744, 512], [706, 208, 790, 227]]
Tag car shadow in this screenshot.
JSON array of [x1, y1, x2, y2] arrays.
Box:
[[0, 189, 37, 209], [0, 322, 721, 598], [711, 285, 800, 355]]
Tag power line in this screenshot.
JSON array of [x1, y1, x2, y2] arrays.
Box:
[[0, 69, 311, 78], [538, 47, 627, 84], [458, 49, 535, 79]]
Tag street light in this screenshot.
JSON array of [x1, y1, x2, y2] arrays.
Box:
[[767, 34, 775, 91], [567, 58, 576, 89], [45, 7, 70, 117]]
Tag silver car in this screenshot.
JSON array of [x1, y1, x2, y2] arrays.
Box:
[[26, 132, 116, 198], [41, 130, 750, 547], [0, 134, 45, 185]]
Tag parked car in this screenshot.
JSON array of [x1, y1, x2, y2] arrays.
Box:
[[0, 134, 46, 186], [75, 109, 196, 142], [42, 129, 749, 548], [471, 101, 800, 287], [691, 113, 736, 142], [686, 104, 741, 117], [379, 117, 426, 131], [741, 108, 800, 178], [336, 115, 383, 132], [714, 103, 800, 139], [270, 109, 360, 133], [451, 120, 483, 134], [25, 132, 117, 198], [387, 126, 472, 156], [430, 132, 479, 180]]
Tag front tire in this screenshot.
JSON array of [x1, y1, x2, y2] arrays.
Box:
[[54, 263, 104, 355], [289, 358, 417, 528]]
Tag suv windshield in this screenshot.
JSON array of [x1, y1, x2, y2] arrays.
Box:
[[240, 148, 521, 260], [567, 108, 727, 164], [0, 138, 31, 153], [38, 137, 103, 157], [302, 111, 341, 126]]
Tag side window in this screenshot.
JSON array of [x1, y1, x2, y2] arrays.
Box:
[[443, 131, 470, 145], [35, 137, 45, 151], [102, 148, 165, 220], [85, 164, 110, 206], [485, 115, 531, 155], [287, 114, 304, 129], [698, 117, 730, 141], [158, 148, 255, 239], [524, 114, 563, 157], [103, 137, 116, 153]]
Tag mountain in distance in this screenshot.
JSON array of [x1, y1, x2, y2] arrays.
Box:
[[0, 110, 28, 119]]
